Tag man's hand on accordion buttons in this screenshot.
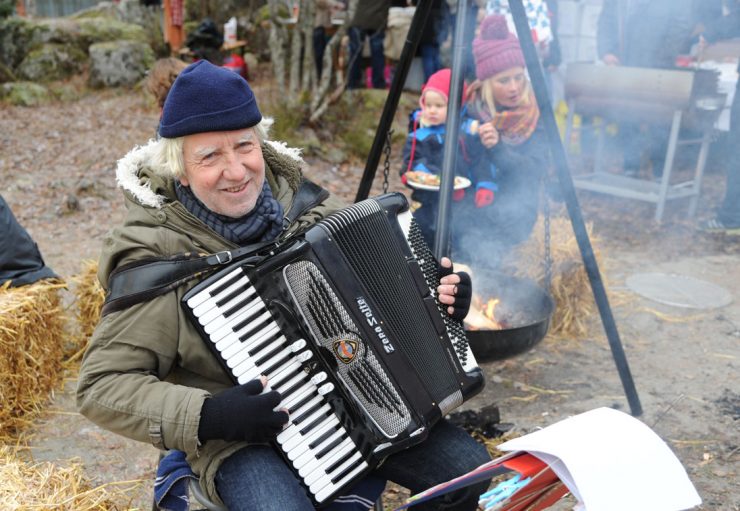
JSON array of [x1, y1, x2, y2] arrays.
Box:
[[437, 257, 472, 321], [198, 375, 289, 443]]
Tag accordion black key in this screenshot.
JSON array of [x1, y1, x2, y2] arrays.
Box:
[[182, 192, 484, 505]]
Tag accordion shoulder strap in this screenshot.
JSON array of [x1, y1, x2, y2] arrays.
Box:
[[101, 178, 330, 316]]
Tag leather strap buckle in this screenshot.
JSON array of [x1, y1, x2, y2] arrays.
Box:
[[213, 250, 233, 265]]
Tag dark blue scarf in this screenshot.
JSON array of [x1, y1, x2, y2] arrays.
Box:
[[175, 181, 284, 244]]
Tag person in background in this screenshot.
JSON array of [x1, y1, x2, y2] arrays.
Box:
[[145, 57, 189, 111], [0, 194, 58, 287], [541, 0, 562, 103], [483, 0, 561, 103], [596, 0, 693, 179], [314, 0, 344, 80], [347, 0, 391, 89], [410, 0, 446, 81], [400, 68, 473, 247], [76, 60, 490, 510], [455, 14, 549, 271], [697, 0, 740, 235]]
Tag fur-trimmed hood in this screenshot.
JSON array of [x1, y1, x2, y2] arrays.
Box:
[[114, 138, 305, 209]]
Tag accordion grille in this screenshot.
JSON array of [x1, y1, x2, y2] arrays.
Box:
[[321, 201, 461, 405], [284, 260, 412, 438]]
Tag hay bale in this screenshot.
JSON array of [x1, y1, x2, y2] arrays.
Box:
[[0, 445, 140, 510], [71, 260, 105, 346], [0, 280, 69, 439], [503, 214, 604, 340]]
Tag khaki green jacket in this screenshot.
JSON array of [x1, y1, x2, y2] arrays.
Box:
[[76, 139, 344, 503]]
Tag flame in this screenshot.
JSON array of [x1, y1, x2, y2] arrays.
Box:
[[485, 298, 500, 320], [484, 298, 504, 329], [465, 295, 505, 330]]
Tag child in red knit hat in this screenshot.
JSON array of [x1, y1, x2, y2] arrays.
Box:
[[400, 68, 476, 247]]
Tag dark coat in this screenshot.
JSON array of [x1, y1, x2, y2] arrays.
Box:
[[597, 0, 694, 68], [452, 97, 551, 268], [0, 194, 58, 287]]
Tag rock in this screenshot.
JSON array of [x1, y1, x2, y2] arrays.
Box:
[[0, 81, 49, 106], [324, 146, 348, 164], [88, 40, 154, 88], [70, 0, 165, 58], [17, 43, 86, 82], [71, 1, 124, 21], [0, 17, 37, 70], [32, 18, 84, 49], [64, 194, 81, 212], [77, 17, 148, 47]]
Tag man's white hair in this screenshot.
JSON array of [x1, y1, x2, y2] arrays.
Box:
[[153, 118, 272, 178]]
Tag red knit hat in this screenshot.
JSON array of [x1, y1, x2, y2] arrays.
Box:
[[472, 15, 526, 81], [420, 68, 468, 107]]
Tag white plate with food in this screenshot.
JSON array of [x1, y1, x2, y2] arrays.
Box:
[[404, 171, 472, 191]]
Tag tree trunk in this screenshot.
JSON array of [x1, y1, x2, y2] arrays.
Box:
[[288, 5, 302, 99], [309, 0, 359, 123], [267, 0, 287, 92], [301, 0, 315, 93]]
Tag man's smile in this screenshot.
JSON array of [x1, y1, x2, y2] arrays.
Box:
[[223, 182, 248, 193]]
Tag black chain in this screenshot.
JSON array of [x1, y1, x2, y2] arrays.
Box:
[[382, 129, 394, 194], [543, 174, 553, 292]]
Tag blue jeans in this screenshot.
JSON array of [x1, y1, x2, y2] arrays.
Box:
[[375, 419, 491, 510], [348, 27, 386, 89], [313, 26, 330, 79], [420, 44, 441, 82], [216, 419, 491, 510]]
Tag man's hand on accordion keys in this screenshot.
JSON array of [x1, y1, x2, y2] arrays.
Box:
[[198, 375, 290, 443], [437, 257, 472, 321]]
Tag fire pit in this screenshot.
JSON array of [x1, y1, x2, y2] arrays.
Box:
[[464, 272, 554, 361]]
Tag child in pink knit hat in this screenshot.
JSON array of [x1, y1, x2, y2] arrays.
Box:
[[451, 14, 550, 272]]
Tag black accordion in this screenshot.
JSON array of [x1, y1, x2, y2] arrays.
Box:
[[182, 193, 484, 506]]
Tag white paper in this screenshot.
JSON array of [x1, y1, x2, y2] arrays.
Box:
[[498, 407, 702, 511]]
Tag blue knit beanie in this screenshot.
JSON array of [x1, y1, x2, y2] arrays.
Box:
[[158, 60, 262, 138]]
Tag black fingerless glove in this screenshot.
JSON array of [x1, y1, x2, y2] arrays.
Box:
[[198, 379, 289, 443], [449, 271, 472, 320], [439, 263, 473, 321]]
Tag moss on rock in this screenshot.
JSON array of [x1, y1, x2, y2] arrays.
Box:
[[0, 81, 49, 106], [17, 43, 86, 82], [77, 17, 147, 46]]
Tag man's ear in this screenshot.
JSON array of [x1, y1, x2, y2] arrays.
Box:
[[178, 175, 189, 187]]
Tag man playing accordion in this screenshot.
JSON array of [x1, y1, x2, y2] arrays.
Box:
[[77, 60, 491, 510]]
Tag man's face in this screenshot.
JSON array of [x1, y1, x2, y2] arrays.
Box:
[[180, 128, 265, 218]]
